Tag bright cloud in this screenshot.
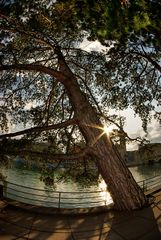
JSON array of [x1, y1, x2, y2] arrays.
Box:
[[79, 38, 108, 52], [108, 108, 161, 150]]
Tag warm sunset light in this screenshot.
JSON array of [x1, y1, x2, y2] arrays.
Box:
[[103, 125, 114, 135]]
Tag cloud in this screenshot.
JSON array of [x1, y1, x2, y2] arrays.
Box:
[[79, 38, 107, 52], [127, 119, 161, 150], [108, 108, 161, 150], [24, 101, 36, 110], [146, 120, 161, 143]]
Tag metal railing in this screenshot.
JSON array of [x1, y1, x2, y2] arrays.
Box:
[[2, 181, 112, 208], [1, 174, 161, 209], [137, 175, 161, 192]]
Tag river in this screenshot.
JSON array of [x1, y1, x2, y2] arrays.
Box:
[[0, 162, 161, 208]]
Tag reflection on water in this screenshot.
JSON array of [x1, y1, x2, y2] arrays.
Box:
[[0, 163, 161, 208], [129, 164, 161, 182], [0, 165, 113, 208]]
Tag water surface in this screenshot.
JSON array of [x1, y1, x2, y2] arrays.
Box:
[[0, 162, 161, 208]]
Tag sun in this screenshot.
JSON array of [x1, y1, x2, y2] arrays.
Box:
[[103, 125, 114, 135]]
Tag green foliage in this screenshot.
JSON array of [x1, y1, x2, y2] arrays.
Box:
[[38, 159, 99, 189], [57, 0, 161, 46], [40, 170, 56, 187], [70, 171, 100, 188], [0, 139, 30, 152]]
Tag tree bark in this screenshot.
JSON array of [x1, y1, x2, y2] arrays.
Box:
[[56, 47, 146, 211], [66, 83, 146, 210]]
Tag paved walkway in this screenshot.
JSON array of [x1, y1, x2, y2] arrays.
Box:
[[0, 191, 160, 240]]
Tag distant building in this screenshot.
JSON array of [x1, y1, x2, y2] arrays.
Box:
[[117, 140, 161, 165], [114, 129, 161, 165], [138, 143, 161, 164]]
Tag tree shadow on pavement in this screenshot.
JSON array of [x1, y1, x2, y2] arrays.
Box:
[[0, 204, 160, 240]]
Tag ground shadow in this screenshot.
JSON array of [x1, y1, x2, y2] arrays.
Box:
[[0, 203, 160, 240]]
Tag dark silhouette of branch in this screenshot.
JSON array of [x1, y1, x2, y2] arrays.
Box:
[[98, 112, 147, 143], [0, 118, 77, 139], [0, 63, 67, 81], [131, 51, 161, 73]]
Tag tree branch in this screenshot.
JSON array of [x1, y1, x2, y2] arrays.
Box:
[[78, 73, 103, 114], [5, 73, 41, 101], [44, 79, 58, 124], [0, 13, 55, 48], [131, 51, 161, 73], [98, 112, 147, 143], [0, 118, 77, 139], [0, 64, 66, 82]]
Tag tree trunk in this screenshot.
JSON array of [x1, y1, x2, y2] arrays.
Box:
[[57, 48, 147, 210], [78, 110, 146, 210], [76, 101, 146, 211]]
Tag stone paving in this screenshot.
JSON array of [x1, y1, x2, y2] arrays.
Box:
[[0, 191, 160, 240]]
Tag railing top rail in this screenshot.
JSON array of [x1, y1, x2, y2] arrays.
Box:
[[2, 174, 161, 195], [136, 174, 161, 184], [6, 186, 105, 200], [3, 180, 105, 194]]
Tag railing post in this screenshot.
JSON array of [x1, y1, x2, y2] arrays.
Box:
[[58, 192, 61, 208], [142, 180, 147, 192], [143, 180, 146, 192]]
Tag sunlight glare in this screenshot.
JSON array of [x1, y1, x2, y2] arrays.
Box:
[[98, 179, 113, 205], [103, 125, 113, 135]]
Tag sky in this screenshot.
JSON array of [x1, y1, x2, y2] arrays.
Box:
[[9, 106, 161, 151], [80, 39, 161, 151], [111, 108, 161, 151]]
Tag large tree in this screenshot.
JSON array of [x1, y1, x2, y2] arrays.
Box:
[[0, 0, 160, 210]]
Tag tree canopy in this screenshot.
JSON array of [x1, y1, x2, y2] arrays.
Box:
[[0, 0, 160, 137], [53, 0, 161, 45]]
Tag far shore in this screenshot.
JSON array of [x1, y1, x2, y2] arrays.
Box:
[[127, 161, 161, 168]]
